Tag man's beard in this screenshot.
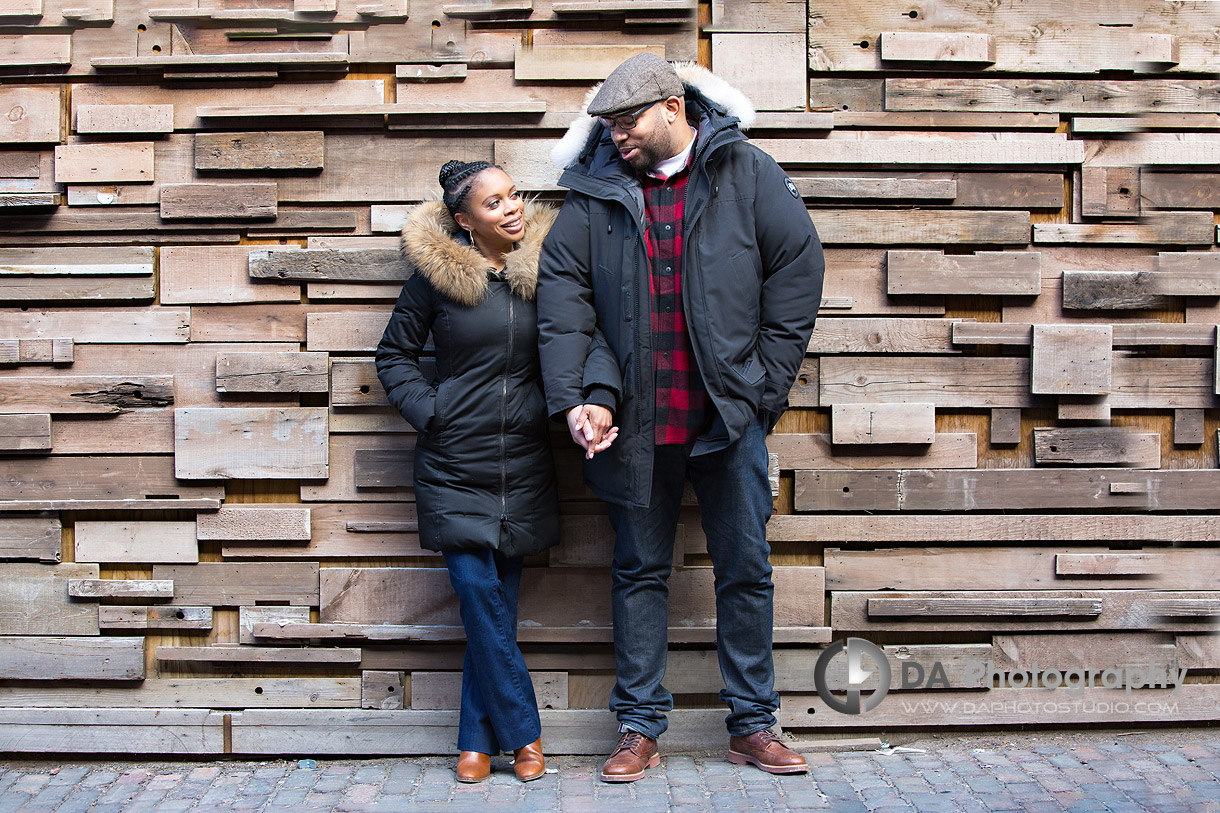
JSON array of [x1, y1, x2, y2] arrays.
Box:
[[623, 128, 673, 172]]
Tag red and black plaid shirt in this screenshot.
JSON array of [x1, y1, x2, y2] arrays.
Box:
[[641, 152, 709, 445]]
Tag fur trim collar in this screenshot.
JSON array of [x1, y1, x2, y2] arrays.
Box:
[[401, 200, 557, 306], [550, 62, 756, 169]]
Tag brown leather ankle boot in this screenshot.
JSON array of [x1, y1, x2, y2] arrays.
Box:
[[513, 738, 545, 781], [456, 750, 491, 783]]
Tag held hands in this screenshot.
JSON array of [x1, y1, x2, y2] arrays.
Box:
[[566, 404, 619, 460]]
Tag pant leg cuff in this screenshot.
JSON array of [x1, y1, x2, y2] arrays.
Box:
[[617, 721, 663, 741], [727, 717, 779, 738]]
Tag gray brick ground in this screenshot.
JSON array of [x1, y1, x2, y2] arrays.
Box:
[[2, 731, 1220, 811]]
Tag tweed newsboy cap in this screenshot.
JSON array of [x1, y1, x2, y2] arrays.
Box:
[[587, 52, 683, 117]]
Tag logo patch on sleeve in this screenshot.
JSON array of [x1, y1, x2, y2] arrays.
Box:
[[784, 177, 800, 199]]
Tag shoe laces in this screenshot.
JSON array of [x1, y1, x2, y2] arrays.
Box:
[[615, 730, 649, 755], [753, 728, 783, 746]]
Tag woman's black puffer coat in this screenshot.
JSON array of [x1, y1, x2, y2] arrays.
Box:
[[375, 200, 567, 558]]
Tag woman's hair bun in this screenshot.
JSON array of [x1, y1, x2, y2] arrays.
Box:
[[438, 159, 502, 217], [438, 159, 468, 190]]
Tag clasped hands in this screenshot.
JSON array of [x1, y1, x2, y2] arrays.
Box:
[[566, 404, 618, 460]]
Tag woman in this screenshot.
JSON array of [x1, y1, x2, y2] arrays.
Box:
[[376, 160, 618, 782]]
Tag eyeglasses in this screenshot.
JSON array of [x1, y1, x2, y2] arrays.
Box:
[[598, 101, 657, 132]]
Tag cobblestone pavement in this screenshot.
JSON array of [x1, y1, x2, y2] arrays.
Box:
[[2, 730, 1219, 811]]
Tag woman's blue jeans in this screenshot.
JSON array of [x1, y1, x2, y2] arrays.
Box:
[[442, 548, 541, 755], [605, 416, 780, 740]]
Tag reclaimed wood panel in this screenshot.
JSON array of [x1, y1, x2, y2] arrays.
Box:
[[0, 516, 60, 562], [826, 547, 1220, 590], [768, 514, 1220, 544], [196, 506, 311, 542], [767, 432, 976, 470], [54, 143, 153, 184], [174, 407, 328, 479], [194, 131, 324, 171], [796, 469, 1220, 512], [0, 563, 99, 635], [153, 563, 319, 607], [159, 183, 278, 220], [830, 403, 935, 445], [215, 351, 328, 393], [75, 104, 174, 135], [886, 250, 1041, 296], [0, 86, 61, 143], [0, 413, 51, 452], [0, 637, 144, 680], [160, 246, 301, 305], [98, 606, 212, 631], [1031, 325, 1112, 395], [1033, 428, 1161, 468], [74, 521, 197, 564], [0, 709, 224, 754], [0, 455, 222, 511], [0, 678, 359, 708]]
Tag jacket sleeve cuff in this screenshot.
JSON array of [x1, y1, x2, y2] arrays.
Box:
[[582, 386, 617, 414]]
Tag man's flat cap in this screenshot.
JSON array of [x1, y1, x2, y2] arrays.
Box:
[[587, 52, 683, 117]]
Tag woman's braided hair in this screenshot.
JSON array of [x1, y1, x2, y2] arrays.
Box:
[[439, 159, 502, 218]]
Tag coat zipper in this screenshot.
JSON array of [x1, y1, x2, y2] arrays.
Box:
[[500, 290, 512, 529], [633, 237, 643, 434]]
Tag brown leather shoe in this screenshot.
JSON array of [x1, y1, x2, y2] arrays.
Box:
[[456, 750, 491, 783], [600, 729, 660, 783], [727, 728, 808, 774], [512, 738, 545, 782]]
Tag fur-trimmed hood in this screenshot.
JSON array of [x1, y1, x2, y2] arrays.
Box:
[[401, 200, 558, 307], [550, 61, 756, 170]]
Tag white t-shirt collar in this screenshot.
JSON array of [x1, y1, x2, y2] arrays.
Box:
[[647, 134, 695, 180]]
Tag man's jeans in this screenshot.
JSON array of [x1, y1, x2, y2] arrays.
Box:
[[605, 416, 779, 739], [442, 548, 541, 755]]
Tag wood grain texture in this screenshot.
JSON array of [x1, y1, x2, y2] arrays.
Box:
[[160, 246, 301, 305], [0, 86, 62, 143], [767, 433, 977, 470], [795, 469, 1220, 512], [887, 250, 1041, 296], [194, 131, 324, 171], [159, 183, 277, 220], [1033, 428, 1161, 468], [54, 143, 153, 184], [74, 521, 198, 564], [174, 407, 328, 479], [830, 403, 936, 445], [769, 514, 1220, 544], [0, 563, 99, 635], [0, 516, 60, 562], [75, 104, 174, 135], [827, 547, 1220, 590], [1031, 325, 1112, 396], [0, 413, 51, 452], [215, 351, 328, 393], [154, 563, 319, 607], [196, 506, 311, 542], [0, 637, 144, 680]]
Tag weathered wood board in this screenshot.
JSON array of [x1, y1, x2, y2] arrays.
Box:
[[0, 516, 60, 562], [215, 351, 328, 393], [0, 563, 99, 635], [0, 637, 144, 680], [174, 407, 329, 479], [74, 521, 198, 564], [153, 563, 319, 607]]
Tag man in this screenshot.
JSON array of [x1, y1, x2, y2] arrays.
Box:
[[536, 53, 824, 781]]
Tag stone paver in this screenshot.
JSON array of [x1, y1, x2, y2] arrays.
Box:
[[1, 732, 1220, 811]]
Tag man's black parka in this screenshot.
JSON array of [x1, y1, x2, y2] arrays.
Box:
[[537, 65, 825, 510]]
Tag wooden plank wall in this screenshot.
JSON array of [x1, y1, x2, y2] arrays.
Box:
[[0, 0, 1217, 754]]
